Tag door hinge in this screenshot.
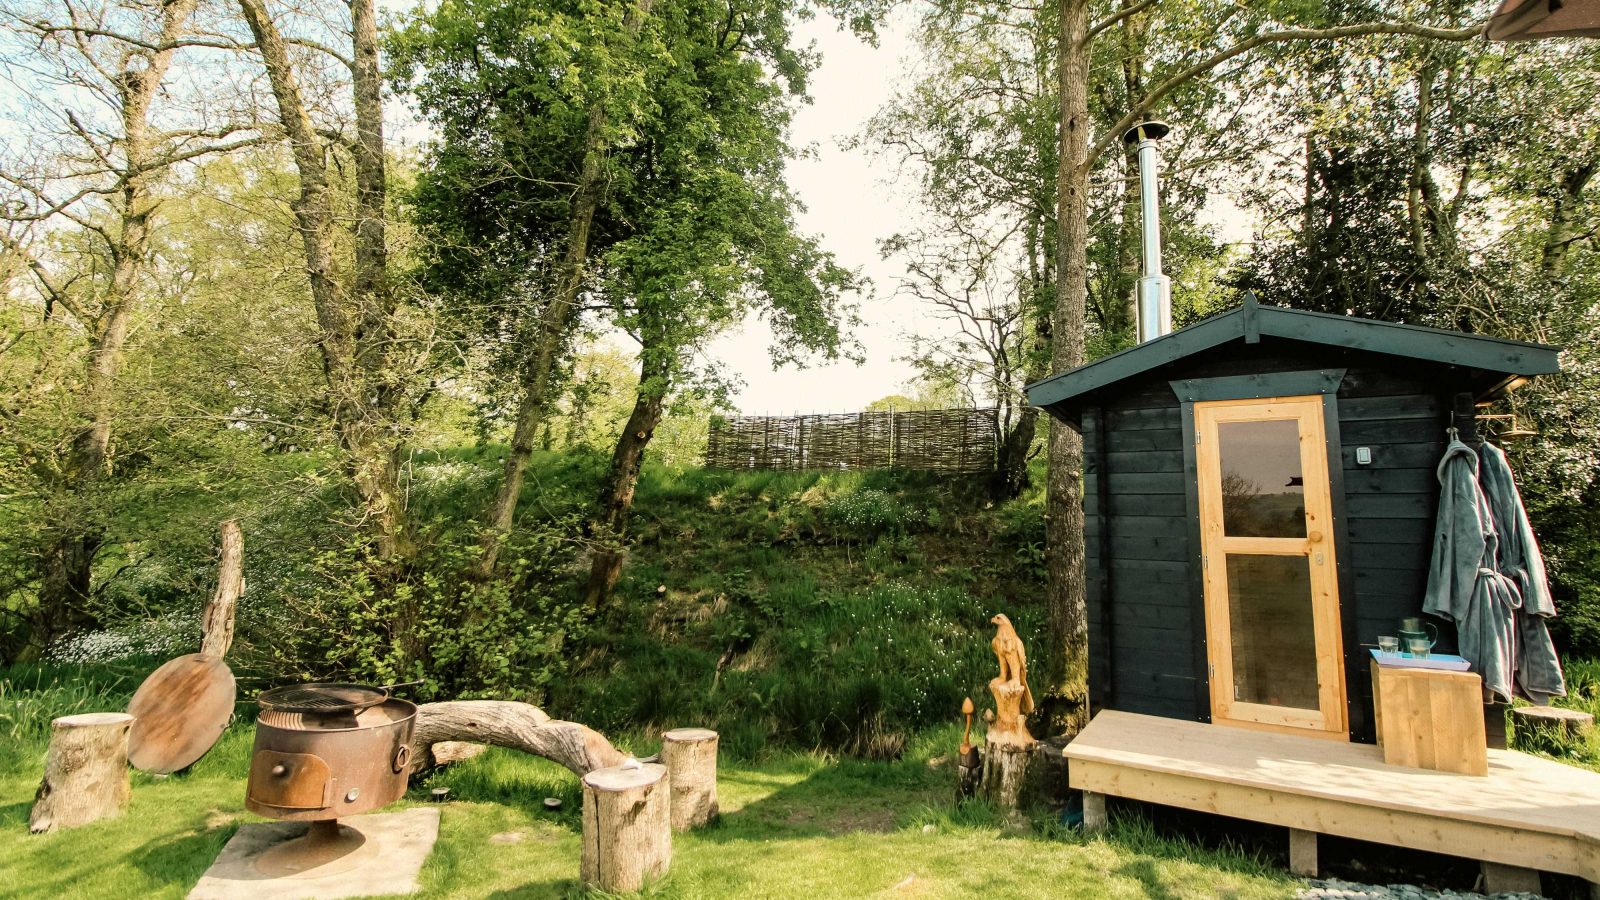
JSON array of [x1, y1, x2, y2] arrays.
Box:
[[1202, 554, 1209, 570], [1195, 429, 1202, 446]]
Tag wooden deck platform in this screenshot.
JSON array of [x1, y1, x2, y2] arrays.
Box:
[[1067, 710, 1600, 884]]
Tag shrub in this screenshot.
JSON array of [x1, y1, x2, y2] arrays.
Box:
[[288, 518, 587, 703]]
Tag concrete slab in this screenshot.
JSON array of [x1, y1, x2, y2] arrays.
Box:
[[187, 807, 440, 900]]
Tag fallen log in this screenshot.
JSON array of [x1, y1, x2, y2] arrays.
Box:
[[411, 700, 625, 776]]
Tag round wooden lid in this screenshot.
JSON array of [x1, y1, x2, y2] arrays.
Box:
[[127, 653, 236, 773]]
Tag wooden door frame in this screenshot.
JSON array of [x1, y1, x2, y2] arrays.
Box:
[[1192, 394, 1349, 740]]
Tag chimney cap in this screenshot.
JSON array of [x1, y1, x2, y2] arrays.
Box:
[[1122, 120, 1170, 145]]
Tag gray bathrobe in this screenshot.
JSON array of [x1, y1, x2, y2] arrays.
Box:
[[1478, 441, 1566, 702], [1422, 440, 1521, 703]]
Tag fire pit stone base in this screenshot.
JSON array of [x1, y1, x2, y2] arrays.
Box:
[[186, 807, 439, 900]]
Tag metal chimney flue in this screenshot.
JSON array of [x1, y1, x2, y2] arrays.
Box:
[[1124, 120, 1171, 343]]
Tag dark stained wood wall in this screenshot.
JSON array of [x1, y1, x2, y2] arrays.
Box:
[[1083, 339, 1467, 743]]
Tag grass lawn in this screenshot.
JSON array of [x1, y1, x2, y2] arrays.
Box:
[[0, 724, 1296, 899]]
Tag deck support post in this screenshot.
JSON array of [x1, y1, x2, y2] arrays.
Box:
[[1288, 829, 1318, 877], [1081, 791, 1107, 833], [1481, 862, 1540, 895]]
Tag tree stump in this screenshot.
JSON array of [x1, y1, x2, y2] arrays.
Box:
[[1512, 705, 1594, 750], [581, 763, 671, 892], [29, 712, 135, 833], [661, 728, 718, 831], [981, 731, 1040, 810]]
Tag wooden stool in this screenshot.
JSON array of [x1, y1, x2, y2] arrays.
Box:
[[661, 728, 718, 831], [1371, 660, 1487, 775], [29, 712, 135, 832], [581, 763, 670, 891]]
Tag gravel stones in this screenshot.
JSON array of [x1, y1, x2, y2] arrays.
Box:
[[1299, 878, 1544, 900]]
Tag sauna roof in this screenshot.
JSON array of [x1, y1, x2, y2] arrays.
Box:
[[1025, 296, 1561, 420]]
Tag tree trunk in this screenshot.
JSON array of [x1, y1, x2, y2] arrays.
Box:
[[200, 520, 243, 658], [1542, 159, 1598, 274], [581, 763, 671, 892], [236, 0, 411, 564], [29, 712, 135, 832], [410, 700, 625, 776], [478, 0, 657, 576], [582, 354, 668, 608], [660, 727, 718, 831], [1041, 0, 1092, 737], [28, 0, 200, 656], [994, 405, 1040, 500]]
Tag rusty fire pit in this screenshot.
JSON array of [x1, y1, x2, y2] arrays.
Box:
[[244, 682, 417, 876]]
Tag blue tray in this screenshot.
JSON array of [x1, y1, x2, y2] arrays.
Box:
[[1369, 648, 1471, 671]]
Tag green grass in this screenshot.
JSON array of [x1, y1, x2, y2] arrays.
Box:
[[0, 720, 1296, 900], [1508, 657, 1600, 768]]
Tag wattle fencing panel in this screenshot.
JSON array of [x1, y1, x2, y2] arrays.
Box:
[[705, 408, 998, 473]]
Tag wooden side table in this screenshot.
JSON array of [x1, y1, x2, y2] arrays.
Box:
[[1370, 659, 1488, 776]]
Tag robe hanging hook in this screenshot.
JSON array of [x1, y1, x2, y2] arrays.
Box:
[[1446, 425, 1460, 441]]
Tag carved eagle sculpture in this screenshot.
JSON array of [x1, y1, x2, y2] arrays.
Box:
[[990, 613, 1034, 715]]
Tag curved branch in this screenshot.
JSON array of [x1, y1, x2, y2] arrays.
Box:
[[411, 700, 627, 777], [1087, 0, 1158, 44], [1087, 19, 1486, 169]]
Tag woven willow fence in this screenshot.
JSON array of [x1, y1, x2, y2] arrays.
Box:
[[704, 408, 999, 473]]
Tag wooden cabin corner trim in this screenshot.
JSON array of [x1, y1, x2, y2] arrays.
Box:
[[1179, 400, 1209, 723], [1321, 392, 1363, 742]]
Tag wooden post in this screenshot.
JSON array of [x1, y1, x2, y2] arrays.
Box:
[[661, 728, 718, 831], [1081, 791, 1107, 833], [1288, 828, 1318, 877], [29, 712, 135, 833], [581, 763, 670, 892], [1481, 861, 1541, 894], [200, 519, 243, 657]]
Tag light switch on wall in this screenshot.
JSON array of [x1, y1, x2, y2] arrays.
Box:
[[1356, 446, 1373, 465]]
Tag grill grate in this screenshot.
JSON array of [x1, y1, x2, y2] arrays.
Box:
[[259, 682, 387, 714]]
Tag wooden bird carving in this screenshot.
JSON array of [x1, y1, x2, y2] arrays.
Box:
[[990, 613, 1034, 715]]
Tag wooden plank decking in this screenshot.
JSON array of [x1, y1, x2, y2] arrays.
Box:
[[1067, 710, 1600, 882]]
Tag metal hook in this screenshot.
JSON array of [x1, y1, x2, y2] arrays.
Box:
[[1446, 425, 1460, 441]]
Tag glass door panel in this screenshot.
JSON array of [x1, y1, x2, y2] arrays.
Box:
[[1225, 554, 1317, 710], [1196, 396, 1346, 739]]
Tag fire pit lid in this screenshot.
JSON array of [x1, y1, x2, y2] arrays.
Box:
[[258, 682, 388, 714], [127, 653, 237, 774]]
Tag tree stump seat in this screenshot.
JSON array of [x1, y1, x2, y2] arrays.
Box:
[[1512, 705, 1595, 749], [580, 763, 671, 892], [29, 712, 135, 833], [661, 728, 718, 831]]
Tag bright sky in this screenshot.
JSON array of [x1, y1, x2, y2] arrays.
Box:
[[714, 13, 1256, 415], [708, 13, 928, 415]]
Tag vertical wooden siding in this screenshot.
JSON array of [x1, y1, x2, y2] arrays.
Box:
[[1084, 346, 1462, 743]]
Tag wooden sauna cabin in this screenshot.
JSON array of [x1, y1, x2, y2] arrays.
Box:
[[1024, 296, 1560, 744]]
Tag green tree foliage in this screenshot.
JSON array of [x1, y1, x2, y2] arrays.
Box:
[[1231, 36, 1600, 653], [396, 0, 861, 606]]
